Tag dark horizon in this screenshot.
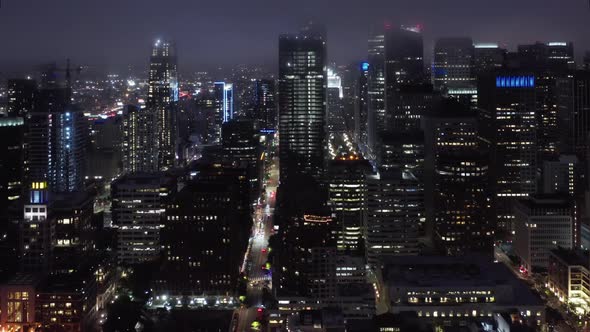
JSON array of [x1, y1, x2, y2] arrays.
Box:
[[0, 0, 589, 73]]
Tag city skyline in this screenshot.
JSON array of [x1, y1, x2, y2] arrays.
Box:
[[0, 0, 589, 71], [2, 3, 590, 331]]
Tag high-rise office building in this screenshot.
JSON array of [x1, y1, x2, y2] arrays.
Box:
[[518, 42, 575, 72], [222, 119, 262, 198], [327, 68, 346, 133], [356, 62, 370, 148], [365, 168, 422, 267], [385, 25, 425, 87], [424, 100, 491, 255], [542, 155, 579, 197], [111, 173, 175, 264], [0, 117, 25, 216], [384, 25, 425, 128], [479, 73, 537, 232], [367, 27, 386, 155], [215, 81, 234, 124], [194, 88, 218, 145], [52, 191, 94, 274], [388, 83, 436, 132], [557, 71, 590, 160], [20, 181, 53, 273], [148, 39, 179, 170], [161, 177, 251, 296], [122, 104, 157, 173], [278, 29, 327, 183], [251, 79, 277, 130], [327, 158, 372, 252], [473, 43, 506, 76], [26, 85, 86, 194], [516, 43, 574, 161], [24, 85, 67, 187], [378, 131, 425, 180], [122, 105, 141, 173], [7, 79, 36, 118], [432, 37, 476, 106], [49, 106, 86, 193]]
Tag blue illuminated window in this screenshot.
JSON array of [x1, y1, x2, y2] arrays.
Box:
[[495, 75, 535, 88]]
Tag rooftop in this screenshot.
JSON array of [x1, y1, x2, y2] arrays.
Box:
[[382, 255, 543, 306]]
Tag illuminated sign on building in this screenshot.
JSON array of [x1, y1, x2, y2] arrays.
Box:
[[361, 62, 369, 71], [495, 76, 535, 88]]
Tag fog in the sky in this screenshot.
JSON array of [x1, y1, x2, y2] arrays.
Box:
[[0, 0, 588, 71]]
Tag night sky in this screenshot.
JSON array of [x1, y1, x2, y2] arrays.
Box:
[[0, 0, 589, 71]]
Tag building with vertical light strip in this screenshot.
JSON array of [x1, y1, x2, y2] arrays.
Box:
[[356, 62, 370, 149], [148, 39, 178, 171], [215, 81, 234, 124], [278, 28, 327, 183]]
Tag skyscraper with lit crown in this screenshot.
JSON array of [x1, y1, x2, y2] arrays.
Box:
[[148, 39, 179, 171]]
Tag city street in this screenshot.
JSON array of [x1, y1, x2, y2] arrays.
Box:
[[233, 138, 279, 332]]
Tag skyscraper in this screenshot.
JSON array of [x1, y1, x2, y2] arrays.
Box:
[[111, 173, 175, 264], [222, 119, 262, 198], [278, 28, 327, 183], [517, 42, 574, 161], [367, 27, 386, 156], [365, 168, 422, 267], [7, 79, 36, 118], [251, 79, 277, 130], [20, 181, 53, 273], [148, 39, 178, 171], [0, 117, 25, 216], [50, 106, 86, 193], [518, 42, 575, 72], [424, 100, 491, 255], [26, 84, 86, 194], [557, 70, 590, 160], [215, 81, 234, 125], [356, 62, 370, 148], [388, 83, 437, 132], [433, 37, 476, 106], [479, 73, 537, 232], [160, 172, 251, 296], [384, 25, 425, 121], [473, 43, 506, 76], [122, 104, 155, 173], [327, 68, 345, 133], [327, 158, 372, 252]]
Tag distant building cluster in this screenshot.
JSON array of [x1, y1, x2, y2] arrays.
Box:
[[0, 19, 589, 332]]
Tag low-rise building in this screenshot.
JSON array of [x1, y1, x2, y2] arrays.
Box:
[[547, 247, 590, 314], [380, 256, 545, 328]]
